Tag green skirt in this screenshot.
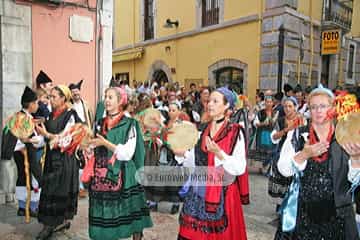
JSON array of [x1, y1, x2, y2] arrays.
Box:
[[89, 159, 153, 240], [89, 183, 153, 240]]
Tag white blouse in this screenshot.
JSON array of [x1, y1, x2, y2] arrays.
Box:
[[277, 130, 360, 183], [113, 125, 137, 161], [175, 130, 247, 176]]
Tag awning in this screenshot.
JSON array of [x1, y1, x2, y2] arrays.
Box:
[[112, 47, 144, 62]]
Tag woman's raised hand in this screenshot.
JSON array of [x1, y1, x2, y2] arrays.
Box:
[[88, 133, 107, 148], [302, 141, 329, 159]]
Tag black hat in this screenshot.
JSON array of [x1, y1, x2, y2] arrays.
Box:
[[283, 83, 293, 93], [69, 79, 83, 90], [21, 86, 37, 105], [274, 92, 284, 101], [36, 70, 52, 87]]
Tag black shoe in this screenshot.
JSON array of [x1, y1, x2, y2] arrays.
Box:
[[17, 208, 38, 218], [30, 209, 38, 218], [36, 226, 54, 240], [268, 217, 280, 227], [17, 208, 25, 216], [53, 222, 71, 233], [147, 201, 158, 211], [170, 204, 180, 214]]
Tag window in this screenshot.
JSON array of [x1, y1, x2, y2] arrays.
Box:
[[202, 0, 220, 27], [347, 43, 355, 80], [115, 72, 129, 83], [144, 0, 154, 40], [216, 67, 244, 94]]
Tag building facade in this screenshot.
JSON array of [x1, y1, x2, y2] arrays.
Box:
[[0, 0, 109, 129], [113, 0, 359, 100]]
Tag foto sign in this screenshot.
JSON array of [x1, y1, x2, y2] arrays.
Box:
[[321, 30, 341, 55]]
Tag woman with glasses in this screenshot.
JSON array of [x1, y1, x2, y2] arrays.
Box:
[[274, 85, 360, 240]]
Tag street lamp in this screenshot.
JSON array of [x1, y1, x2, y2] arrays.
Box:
[[164, 19, 179, 28]]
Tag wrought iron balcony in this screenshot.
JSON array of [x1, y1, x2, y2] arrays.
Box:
[[322, 0, 353, 31]]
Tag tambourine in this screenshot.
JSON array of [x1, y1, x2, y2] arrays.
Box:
[[335, 112, 360, 146], [6, 112, 34, 139], [143, 108, 162, 129], [50, 123, 93, 153], [167, 121, 198, 151]]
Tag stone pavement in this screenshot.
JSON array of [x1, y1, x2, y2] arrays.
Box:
[[0, 174, 277, 240]]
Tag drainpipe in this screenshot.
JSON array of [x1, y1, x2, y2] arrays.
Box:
[[308, 0, 314, 86], [257, 0, 263, 95], [0, 17, 2, 131], [97, 0, 103, 100], [278, 25, 285, 93], [132, 0, 136, 83]]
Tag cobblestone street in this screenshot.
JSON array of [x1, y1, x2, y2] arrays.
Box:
[[0, 173, 276, 240]]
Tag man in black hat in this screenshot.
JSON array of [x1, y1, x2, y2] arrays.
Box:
[[1, 86, 44, 217], [69, 80, 92, 129], [69, 80, 93, 198], [34, 70, 53, 119], [36, 70, 53, 95]]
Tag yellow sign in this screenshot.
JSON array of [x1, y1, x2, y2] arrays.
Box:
[[321, 30, 341, 55]]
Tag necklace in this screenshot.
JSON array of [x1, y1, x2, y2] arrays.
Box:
[[108, 112, 120, 118], [102, 112, 124, 135], [215, 117, 225, 124]]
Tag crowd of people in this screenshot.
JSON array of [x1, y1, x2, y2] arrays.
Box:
[[1, 70, 360, 240]]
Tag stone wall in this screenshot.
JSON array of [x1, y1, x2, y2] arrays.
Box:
[[0, 0, 32, 129], [0, 0, 32, 204], [341, 37, 360, 86], [260, 2, 321, 91]]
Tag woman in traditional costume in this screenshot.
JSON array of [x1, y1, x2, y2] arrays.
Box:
[[174, 87, 247, 240], [35, 85, 81, 240], [249, 95, 278, 173], [88, 87, 152, 240], [146, 101, 190, 213], [274, 85, 360, 240], [269, 96, 306, 199]]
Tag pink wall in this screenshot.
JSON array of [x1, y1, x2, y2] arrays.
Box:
[[31, 0, 98, 111]]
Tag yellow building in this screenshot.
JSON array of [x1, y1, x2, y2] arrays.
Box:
[[113, 0, 358, 100]]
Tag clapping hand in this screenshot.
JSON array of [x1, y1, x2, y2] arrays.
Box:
[[88, 134, 107, 148], [302, 141, 329, 159], [205, 136, 221, 155]]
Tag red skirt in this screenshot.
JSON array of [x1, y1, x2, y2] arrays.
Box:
[[178, 182, 247, 240]]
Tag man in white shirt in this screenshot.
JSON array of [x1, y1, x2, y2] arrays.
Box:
[[69, 80, 93, 198]]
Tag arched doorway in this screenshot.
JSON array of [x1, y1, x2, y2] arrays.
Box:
[[147, 60, 172, 85], [152, 69, 169, 86], [208, 59, 248, 94], [215, 67, 244, 94]]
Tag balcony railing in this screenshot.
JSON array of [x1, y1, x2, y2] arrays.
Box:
[[323, 0, 353, 30]]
